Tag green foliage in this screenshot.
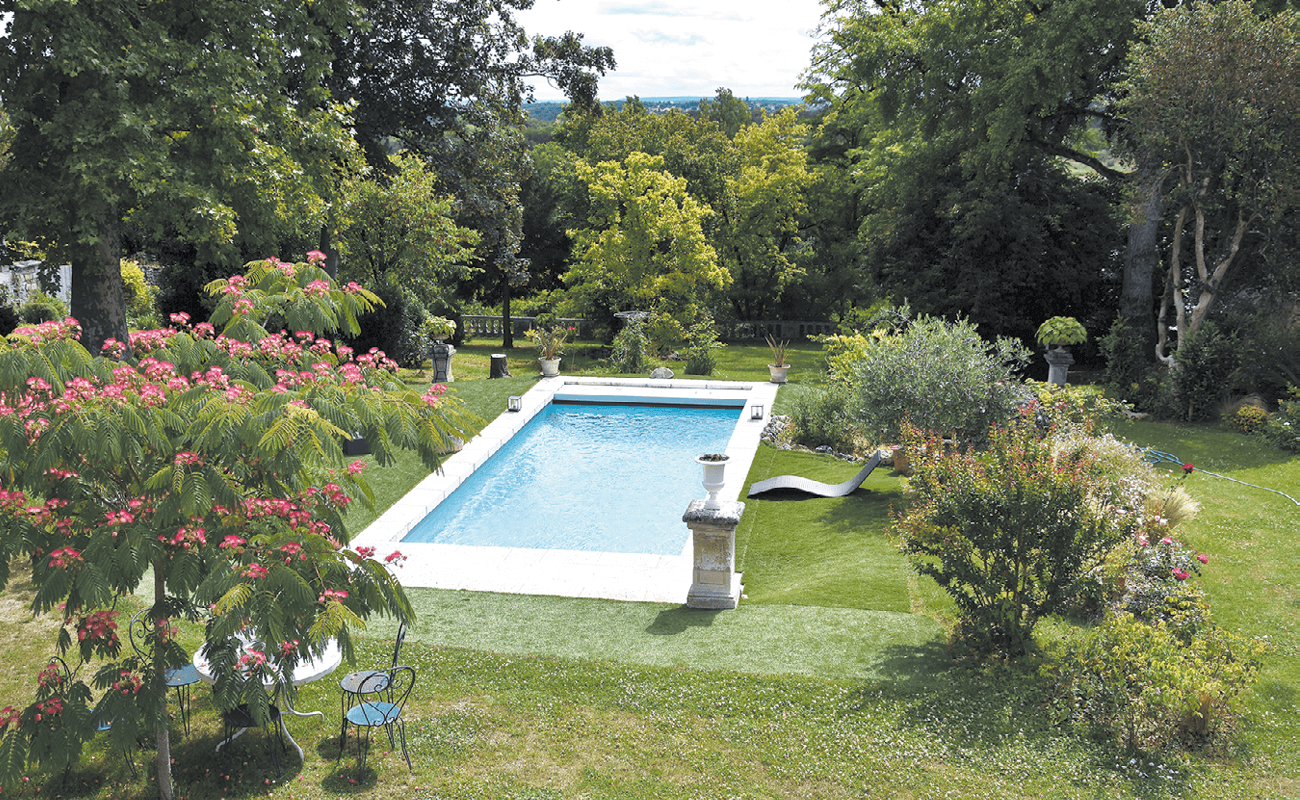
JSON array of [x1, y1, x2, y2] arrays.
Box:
[[1124, 1, 1300, 355], [682, 317, 723, 376], [1024, 380, 1128, 436], [16, 291, 67, 325], [1224, 403, 1269, 434], [346, 282, 426, 367], [120, 258, 159, 329], [842, 314, 1030, 446], [0, 0, 365, 351], [788, 384, 862, 453], [1169, 322, 1242, 422], [564, 152, 727, 330], [336, 152, 479, 312], [610, 315, 649, 374], [804, 0, 1137, 341], [1035, 316, 1087, 348], [1048, 611, 1271, 751], [893, 423, 1141, 655], [1100, 318, 1164, 413], [1264, 385, 1300, 452]]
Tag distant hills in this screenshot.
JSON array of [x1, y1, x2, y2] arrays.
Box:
[[523, 96, 804, 122]]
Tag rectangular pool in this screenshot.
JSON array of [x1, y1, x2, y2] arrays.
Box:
[[401, 402, 742, 554], [352, 377, 778, 603]]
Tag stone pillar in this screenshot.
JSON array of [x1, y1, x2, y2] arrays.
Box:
[[1044, 347, 1074, 387], [683, 499, 744, 609], [430, 341, 456, 383], [489, 353, 511, 379]]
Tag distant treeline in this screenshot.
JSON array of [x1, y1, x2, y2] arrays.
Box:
[[523, 97, 803, 122]]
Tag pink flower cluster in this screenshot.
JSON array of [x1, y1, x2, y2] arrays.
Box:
[[48, 547, 83, 570], [238, 649, 268, 671], [111, 669, 142, 696], [0, 706, 18, 728], [279, 638, 301, 656], [34, 697, 63, 722], [279, 541, 305, 563], [319, 588, 348, 603], [77, 609, 120, 646], [242, 563, 269, 579], [384, 550, 408, 568]]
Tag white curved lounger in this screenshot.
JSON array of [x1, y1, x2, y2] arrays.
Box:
[[746, 450, 883, 499]]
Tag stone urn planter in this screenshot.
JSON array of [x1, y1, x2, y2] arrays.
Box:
[[539, 357, 561, 378], [696, 453, 730, 509], [767, 364, 790, 384]]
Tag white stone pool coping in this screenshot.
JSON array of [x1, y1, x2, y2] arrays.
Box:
[[352, 376, 780, 603]]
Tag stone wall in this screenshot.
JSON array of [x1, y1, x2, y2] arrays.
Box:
[[0, 261, 72, 307]]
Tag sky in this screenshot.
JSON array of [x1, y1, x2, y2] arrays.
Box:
[[514, 0, 827, 102]]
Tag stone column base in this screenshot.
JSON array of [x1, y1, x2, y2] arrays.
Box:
[[683, 499, 744, 610]]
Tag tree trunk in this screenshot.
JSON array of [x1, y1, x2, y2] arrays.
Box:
[[501, 277, 514, 349], [71, 207, 130, 357], [153, 566, 175, 800], [1118, 169, 1164, 361]]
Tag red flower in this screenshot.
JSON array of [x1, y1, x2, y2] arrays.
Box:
[[1172, 568, 1190, 580]]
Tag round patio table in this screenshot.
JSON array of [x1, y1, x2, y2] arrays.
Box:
[[194, 638, 343, 762]]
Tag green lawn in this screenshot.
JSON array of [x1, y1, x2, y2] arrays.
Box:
[[4, 344, 1297, 799]]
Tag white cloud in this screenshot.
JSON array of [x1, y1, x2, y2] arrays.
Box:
[[516, 0, 825, 100]]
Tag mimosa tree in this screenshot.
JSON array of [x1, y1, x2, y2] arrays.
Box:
[[0, 252, 476, 798]]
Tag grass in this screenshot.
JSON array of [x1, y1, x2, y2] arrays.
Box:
[[2, 343, 1298, 799]]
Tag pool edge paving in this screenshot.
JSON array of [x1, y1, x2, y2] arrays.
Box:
[[353, 377, 778, 603]]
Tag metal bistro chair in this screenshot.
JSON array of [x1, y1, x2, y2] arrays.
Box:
[[220, 700, 287, 777], [337, 621, 406, 739], [337, 666, 415, 776], [129, 610, 200, 737], [43, 657, 138, 779]]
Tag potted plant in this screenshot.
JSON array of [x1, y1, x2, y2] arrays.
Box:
[[526, 314, 572, 378], [424, 315, 457, 383], [1035, 316, 1086, 387], [695, 452, 730, 508], [765, 334, 791, 384], [424, 315, 456, 343]]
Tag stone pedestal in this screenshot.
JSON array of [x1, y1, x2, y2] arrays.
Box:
[[683, 499, 744, 609], [1044, 347, 1074, 387], [489, 353, 511, 379], [431, 341, 456, 383]]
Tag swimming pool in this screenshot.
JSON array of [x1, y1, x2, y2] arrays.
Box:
[[352, 377, 778, 602], [401, 402, 741, 554]]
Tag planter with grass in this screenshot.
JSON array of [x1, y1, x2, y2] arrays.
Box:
[[766, 334, 791, 384]]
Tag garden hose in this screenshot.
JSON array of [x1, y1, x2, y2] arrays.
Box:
[[1141, 449, 1300, 507]]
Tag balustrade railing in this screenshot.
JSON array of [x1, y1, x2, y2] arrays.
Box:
[[459, 315, 835, 342]]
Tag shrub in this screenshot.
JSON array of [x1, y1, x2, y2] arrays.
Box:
[[17, 291, 67, 325], [1100, 318, 1164, 412], [789, 384, 862, 453], [120, 258, 160, 328], [610, 314, 649, 373], [682, 317, 723, 376], [1048, 611, 1271, 751], [344, 282, 424, 366], [1224, 403, 1269, 434], [844, 314, 1030, 447], [892, 422, 1138, 656], [1024, 380, 1128, 436], [1264, 385, 1300, 452], [1169, 322, 1242, 422]]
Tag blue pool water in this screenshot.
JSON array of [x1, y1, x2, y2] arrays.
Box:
[[401, 402, 740, 554]]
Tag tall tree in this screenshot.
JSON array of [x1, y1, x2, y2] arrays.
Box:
[[321, 0, 615, 347], [0, 0, 360, 355], [803, 0, 1155, 340], [565, 152, 728, 330], [1121, 1, 1300, 361]]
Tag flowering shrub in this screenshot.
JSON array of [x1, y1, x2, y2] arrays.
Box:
[[1224, 403, 1269, 434], [1047, 610, 1271, 751], [892, 421, 1142, 655], [0, 254, 475, 793], [1022, 380, 1129, 436]]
